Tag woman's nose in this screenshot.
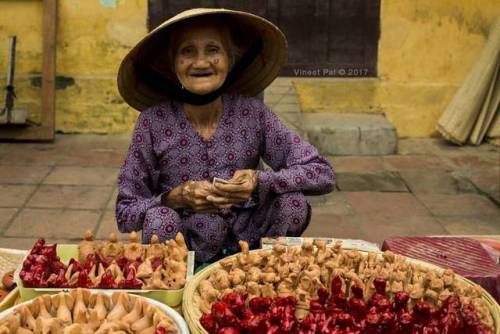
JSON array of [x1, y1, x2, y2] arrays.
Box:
[[193, 54, 210, 68]]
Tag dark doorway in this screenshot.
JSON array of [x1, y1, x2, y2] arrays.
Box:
[[148, 0, 380, 77]]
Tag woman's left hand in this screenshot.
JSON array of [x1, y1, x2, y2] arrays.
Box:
[[207, 169, 257, 208]]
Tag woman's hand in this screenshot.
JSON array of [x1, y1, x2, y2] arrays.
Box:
[[163, 180, 219, 213], [207, 169, 258, 208]]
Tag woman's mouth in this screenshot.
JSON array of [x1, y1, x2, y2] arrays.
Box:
[[190, 72, 213, 77]]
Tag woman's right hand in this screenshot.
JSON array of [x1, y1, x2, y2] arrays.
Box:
[[182, 180, 221, 213], [162, 180, 219, 213]]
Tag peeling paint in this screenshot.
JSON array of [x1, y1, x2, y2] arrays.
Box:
[[55, 76, 76, 90], [30, 75, 76, 90], [100, 0, 125, 8]]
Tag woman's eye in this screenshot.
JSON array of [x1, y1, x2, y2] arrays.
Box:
[[180, 46, 195, 56], [207, 46, 220, 54]]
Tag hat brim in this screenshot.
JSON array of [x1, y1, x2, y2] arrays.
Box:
[[117, 8, 288, 111]]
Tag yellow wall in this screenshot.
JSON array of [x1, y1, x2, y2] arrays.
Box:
[[294, 0, 500, 137], [1, 1, 498, 136], [0, 0, 146, 133]]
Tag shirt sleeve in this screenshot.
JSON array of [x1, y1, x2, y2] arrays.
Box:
[[256, 101, 335, 202], [116, 109, 164, 233]]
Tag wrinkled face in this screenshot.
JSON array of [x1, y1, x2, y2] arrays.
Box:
[[173, 24, 230, 95]]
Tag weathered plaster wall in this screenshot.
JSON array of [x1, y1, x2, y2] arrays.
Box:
[[0, 0, 146, 133], [294, 0, 500, 137], [1, 1, 498, 136]]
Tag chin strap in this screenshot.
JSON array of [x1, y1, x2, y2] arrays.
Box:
[[135, 38, 263, 106]]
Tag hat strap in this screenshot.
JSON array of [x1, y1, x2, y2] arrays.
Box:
[[135, 38, 263, 106]]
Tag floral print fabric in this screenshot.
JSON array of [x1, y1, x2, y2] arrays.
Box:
[[116, 94, 335, 261]]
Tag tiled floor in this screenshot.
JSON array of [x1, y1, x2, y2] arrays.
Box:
[[0, 79, 499, 250]]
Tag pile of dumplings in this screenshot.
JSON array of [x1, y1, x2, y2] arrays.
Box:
[[196, 240, 494, 328], [0, 289, 177, 334], [78, 231, 188, 290]]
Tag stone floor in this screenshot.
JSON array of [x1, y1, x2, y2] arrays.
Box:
[[0, 78, 499, 250]]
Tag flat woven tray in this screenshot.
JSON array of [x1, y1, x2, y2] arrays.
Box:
[[0, 248, 27, 311], [182, 248, 500, 334]]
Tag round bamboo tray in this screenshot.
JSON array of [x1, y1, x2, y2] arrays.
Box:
[[182, 248, 500, 334]]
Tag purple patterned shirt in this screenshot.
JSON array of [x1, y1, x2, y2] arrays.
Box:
[[116, 94, 335, 256]]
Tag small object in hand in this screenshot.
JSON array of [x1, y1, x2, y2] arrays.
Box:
[[2, 270, 15, 290], [212, 177, 244, 186]]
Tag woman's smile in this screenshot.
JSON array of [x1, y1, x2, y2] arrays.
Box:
[[174, 25, 230, 95], [191, 72, 212, 77], [190, 71, 215, 78]]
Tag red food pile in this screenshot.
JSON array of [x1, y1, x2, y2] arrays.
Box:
[[200, 276, 494, 334], [19, 239, 66, 288], [19, 238, 153, 289]]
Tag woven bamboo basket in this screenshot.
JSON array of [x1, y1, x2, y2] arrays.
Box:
[[182, 249, 500, 334], [0, 248, 27, 312]]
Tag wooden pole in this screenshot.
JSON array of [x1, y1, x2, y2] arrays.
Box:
[[41, 0, 57, 140], [0, 0, 57, 140]]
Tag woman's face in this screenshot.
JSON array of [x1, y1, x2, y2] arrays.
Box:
[[173, 25, 230, 95]]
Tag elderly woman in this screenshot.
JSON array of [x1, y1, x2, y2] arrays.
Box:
[[116, 8, 335, 263]]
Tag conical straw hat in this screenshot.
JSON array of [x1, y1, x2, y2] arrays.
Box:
[[117, 8, 288, 111]]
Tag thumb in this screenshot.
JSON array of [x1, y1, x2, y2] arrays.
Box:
[[231, 170, 246, 180]]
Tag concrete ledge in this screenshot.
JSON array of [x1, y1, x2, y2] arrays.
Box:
[[302, 113, 397, 155]]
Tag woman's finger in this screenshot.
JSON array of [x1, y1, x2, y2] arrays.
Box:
[[216, 203, 233, 209], [192, 197, 218, 207], [214, 190, 252, 201], [210, 191, 250, 201], [206, 195, 245, 205], [210, 186, 232, 198], [213, 182, 248, 194], [206, 195, 232, 204], [194, 189, 206, 198], [231, 169, 253, 180], [194, 189, 212, 199]]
